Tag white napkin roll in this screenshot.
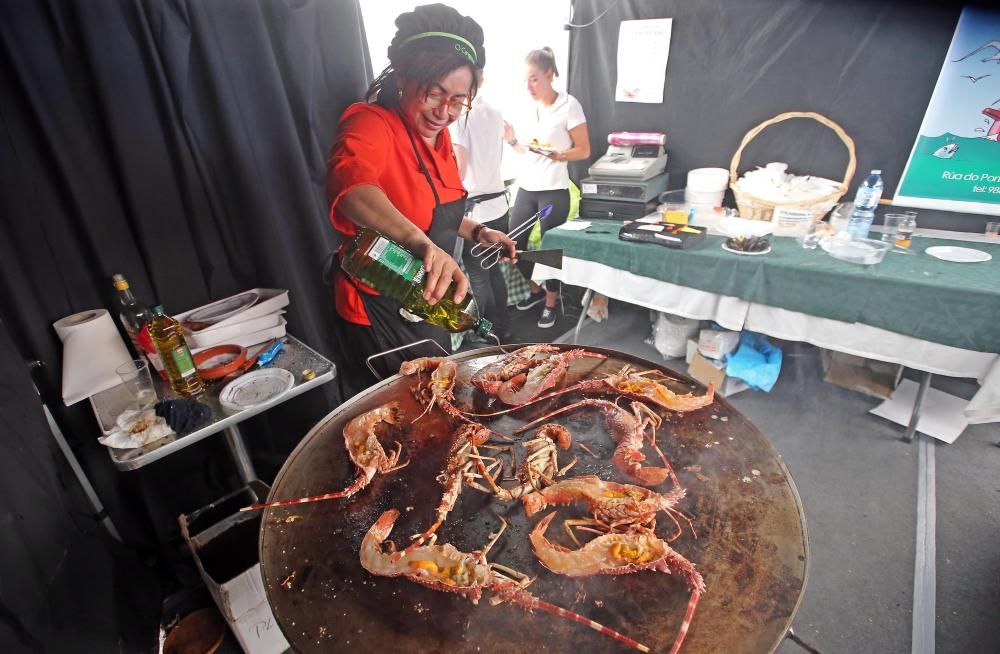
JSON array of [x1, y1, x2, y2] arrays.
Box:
[[53, 309, 132, 406]]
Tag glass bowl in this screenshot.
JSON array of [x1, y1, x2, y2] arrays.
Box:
[[821, 237, 890, 265]]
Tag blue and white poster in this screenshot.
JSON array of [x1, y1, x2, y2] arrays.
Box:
[[894, 6, 1000, 216]]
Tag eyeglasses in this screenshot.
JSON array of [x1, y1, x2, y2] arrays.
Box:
[[423, 90, 472, 114]]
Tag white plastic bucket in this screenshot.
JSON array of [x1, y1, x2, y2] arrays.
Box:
[[686, 167, 729, 191], [685, 187, 725, 207], [685, 168, 729, 208]]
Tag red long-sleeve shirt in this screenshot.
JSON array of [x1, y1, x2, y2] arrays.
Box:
[[326, 103, 465, 325]]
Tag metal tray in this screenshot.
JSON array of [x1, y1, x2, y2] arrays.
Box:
[[260, 344, 808, 653]]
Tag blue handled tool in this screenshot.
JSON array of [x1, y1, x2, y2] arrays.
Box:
[[255, 339, 285, 367]]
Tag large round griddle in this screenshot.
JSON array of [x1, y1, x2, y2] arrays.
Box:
[[260, 344, 808, 653]]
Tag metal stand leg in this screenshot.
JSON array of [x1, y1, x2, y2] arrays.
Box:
[[43, 403, 123, 542], [784, 628, 823, 653], [573, 288, 594, 345], [903, 371, 933, 443], [224, 424, 257, 483]]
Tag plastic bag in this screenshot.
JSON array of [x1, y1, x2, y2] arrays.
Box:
[[649, 312, 699, 359], [587, 292, 609, 322], [725, 333, 783, 392]]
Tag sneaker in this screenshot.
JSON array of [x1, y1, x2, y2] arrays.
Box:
[[537, 306, 558, 329], [515, 289, 546, 311]]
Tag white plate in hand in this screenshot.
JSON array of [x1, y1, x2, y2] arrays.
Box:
[[924, 246, 992, 263], [528, 145, 556, 156]]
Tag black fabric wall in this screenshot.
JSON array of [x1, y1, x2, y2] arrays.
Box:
[[568, 0, 992, 232], [0, 0, 370, 649]]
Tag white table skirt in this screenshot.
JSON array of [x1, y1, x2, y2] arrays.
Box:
[[533, 257, 1000, 424]]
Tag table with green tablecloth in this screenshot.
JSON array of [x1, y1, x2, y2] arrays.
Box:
[[534, 220, 1000, 426]]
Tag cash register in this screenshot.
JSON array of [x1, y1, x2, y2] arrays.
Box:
[[588, 131, 668, 181], [581, 132, 669, 220]]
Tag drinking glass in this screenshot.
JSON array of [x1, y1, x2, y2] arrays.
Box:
[[894, 213, 917, 249], [986, 222, 999, 239], [881, 213, 906, 243], [116, 359, 158, 412], [797, 222, 822, 249]]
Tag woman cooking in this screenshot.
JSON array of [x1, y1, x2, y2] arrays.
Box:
[[326, 4, 515, 396]]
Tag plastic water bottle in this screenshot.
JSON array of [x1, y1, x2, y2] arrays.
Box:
[[846, 170, 883, 239]]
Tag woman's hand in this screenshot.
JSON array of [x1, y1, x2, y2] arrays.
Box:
[[479, 227, 518, 263], [545, 151, 567, 162], [503, 121, 516, 145], [412, 238, 469, 305]]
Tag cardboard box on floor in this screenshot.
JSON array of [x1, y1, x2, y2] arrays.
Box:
[[687, 350, 750, 397], [820, 350, 902, 400], [179, 481, 290, 654]]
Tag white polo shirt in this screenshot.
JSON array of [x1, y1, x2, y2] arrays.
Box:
[[517, 92, 587, 192], [449, 96, 509, 223]]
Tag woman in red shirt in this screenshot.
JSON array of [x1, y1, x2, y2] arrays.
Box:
[[327, 4, 515, 395]]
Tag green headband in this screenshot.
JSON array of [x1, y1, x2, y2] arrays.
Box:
[[400, 31, 478, 65]]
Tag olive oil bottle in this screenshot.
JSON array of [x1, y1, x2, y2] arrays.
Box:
[[341, 229, 493, 338], [148, 305, 205, 397]]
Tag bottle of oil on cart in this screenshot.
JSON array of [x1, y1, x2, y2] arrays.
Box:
[[340, 229, 493, 339], [148, 305, 205, 397]]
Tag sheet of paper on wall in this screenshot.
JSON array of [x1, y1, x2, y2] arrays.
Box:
[[615, 19, 672, 103]]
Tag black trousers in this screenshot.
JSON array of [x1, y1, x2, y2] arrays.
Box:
[[461, 214, 511, 335], [332, 283, 449, 399], [509, 188, 570, 292]]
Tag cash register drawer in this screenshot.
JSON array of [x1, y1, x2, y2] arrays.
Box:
[[579, 198, 657, 221]]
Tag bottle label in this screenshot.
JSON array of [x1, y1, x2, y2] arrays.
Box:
[[368, 237, 426, 284], [171, 346, 198, 379]]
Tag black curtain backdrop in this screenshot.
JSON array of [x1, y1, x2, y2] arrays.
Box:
[[0, 0, 371, 648], [567, 0, 993, 232]]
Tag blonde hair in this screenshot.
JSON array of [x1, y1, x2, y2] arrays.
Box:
[[526, 47, 558, 77]]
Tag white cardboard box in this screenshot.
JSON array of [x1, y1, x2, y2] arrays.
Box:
[[179, 483, 290, 654], [687, 351, 750, 397], [190, 317, 287, 354], [175, 288, 290, 332], [222, 564, 290, 654], [185, 310, 286, 349]]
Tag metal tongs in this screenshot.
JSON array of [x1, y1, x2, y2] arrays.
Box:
[[470, 204, 554, 270]]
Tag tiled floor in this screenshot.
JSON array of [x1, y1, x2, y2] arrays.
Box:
[[536, 300, 1000, 654]]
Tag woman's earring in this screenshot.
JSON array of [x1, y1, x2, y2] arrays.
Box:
[[397, 88, 403, 99]]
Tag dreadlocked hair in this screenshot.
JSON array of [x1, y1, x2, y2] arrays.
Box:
[[365, 3, 486, 108]]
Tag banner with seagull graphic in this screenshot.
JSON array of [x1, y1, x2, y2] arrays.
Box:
[[895, 5, 1000, 216]]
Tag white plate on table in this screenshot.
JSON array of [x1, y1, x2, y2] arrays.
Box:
[[924, 246, 992, 263], [219, 368, 294, 413], [722, 243, 771, 256]]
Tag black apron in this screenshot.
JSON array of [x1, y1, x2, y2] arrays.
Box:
[[334, 119, 467, 385]]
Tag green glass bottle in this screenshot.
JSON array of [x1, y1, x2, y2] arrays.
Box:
[[341, 229, 493, 338]]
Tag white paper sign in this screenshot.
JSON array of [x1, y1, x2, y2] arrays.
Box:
[[616, 19, 672, 103], [771, 207, 814, 237]]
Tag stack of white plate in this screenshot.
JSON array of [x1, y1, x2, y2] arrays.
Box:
[[175, 288, 290, 352]]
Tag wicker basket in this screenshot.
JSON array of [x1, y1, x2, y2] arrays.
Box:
[[729, 111, 857, 222]]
